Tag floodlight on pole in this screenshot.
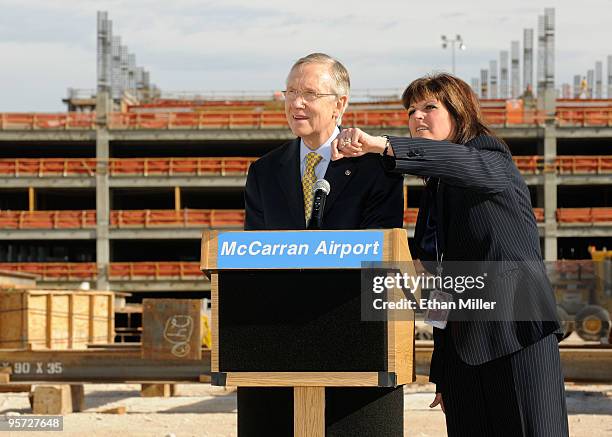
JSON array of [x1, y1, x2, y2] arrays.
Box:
[[441, 34, 466, 75]]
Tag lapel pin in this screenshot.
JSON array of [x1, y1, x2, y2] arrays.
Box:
[[345, 170, 351, 176]]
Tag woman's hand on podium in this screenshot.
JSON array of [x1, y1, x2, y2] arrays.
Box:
[[429, 392, 445, 414]]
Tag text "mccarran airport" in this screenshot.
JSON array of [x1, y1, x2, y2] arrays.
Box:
[[220, 240, 381, 259]]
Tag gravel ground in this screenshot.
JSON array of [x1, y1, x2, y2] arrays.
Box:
[[0, 382, 610, 436]]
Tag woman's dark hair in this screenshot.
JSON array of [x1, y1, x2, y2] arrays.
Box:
[[401, 73, 494, 144]]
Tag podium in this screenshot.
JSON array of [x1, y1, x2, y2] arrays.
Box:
[[201, 229, 415, 436]]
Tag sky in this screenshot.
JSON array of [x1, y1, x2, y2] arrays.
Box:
[[0, 0, 611, 111]]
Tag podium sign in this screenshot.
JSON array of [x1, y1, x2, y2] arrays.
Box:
[[201, 229, 415, 387], [215, 230, 385, 269]]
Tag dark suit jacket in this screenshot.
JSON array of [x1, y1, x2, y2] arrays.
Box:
[[385, 134, 561, 389], [244, 137, 404, 231]]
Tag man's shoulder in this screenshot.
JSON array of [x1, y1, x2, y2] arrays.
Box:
[[250, 138, 298, 170], [356, 152, 385, 168]]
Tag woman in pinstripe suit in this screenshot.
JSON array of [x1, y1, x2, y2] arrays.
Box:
[[332, 73, 569, 437]]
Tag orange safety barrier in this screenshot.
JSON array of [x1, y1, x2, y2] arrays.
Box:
[[0, 157, 255, 177], [0, 211, 96, 229], [557, 208, 595, 223], [403, 208, 419, 225], [407, 208, 544, 224], [6, 207, 609, 230], [107, 109, 547, 129], [110, 209, 245, 228], [512, 156, 612, 174], [513, 156, 543, 174], [3, 100, 612, 130], [109, 262, 202, 279], [1, 156, 610, 177], [404, 208, 545, 225], [0, 113, 96, 130], [130, 100, 274, 110], [0, 263, 97, 280], [556, 156, 612, 174], [557, 107, 612, 127], [109, 157, 256, 176], [0, 259, 601, 281], [0, 209, 245, 229], [533, 208, 544, 222], [0, 158, 97, 177], [0, 262, 201, 281], [108, 111, 289, 129], [557, 208, 612, 223]]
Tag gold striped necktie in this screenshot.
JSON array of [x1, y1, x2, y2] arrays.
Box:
[[302, 152, 323, 223]]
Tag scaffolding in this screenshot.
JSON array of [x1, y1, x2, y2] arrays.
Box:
[[95, 11, 157, 108], [523, 29, 534, 95]]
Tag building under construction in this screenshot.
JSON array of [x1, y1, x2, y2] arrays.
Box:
[[0, 11, 610, 342]]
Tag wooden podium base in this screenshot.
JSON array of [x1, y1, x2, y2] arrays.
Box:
[[212, 371, 399, 387], [294, 387, 325, 437], [202, 230, 414, 437], [237, 386, 404, 437]]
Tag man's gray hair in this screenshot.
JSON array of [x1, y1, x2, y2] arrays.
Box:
[[289, 53, 350, 96]]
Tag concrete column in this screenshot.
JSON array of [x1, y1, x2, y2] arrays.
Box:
[[542, 87, 557, 261], [174, 186, 181, 211], [28, 187, 36, 211], [96, 90, 111, 290]]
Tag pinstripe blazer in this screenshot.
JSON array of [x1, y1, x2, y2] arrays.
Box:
[[385, 134, 561, 387]]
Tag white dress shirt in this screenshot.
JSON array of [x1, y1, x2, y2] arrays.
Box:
[[299, 126, 339, 180]]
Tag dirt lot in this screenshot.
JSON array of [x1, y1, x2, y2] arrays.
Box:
[[0, 381, 610, 436]]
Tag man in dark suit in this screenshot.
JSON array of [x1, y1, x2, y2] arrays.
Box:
[[240, 53, 404, 436], [245, 53, 403, 231]]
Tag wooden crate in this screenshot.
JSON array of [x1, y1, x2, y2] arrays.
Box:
[[0, 289, 114, 349], [0, 270, 37, 289]]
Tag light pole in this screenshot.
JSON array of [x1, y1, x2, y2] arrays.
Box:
[[441, 35, 466, 75]]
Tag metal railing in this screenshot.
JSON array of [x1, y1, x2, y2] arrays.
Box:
[[0, 113, 96, 130], [111, 209, 245, 228], [513, 156, 612, 174], [0, 259, 606, 282], [0, 209, 244, 229], [0, 262, 97, 280], [1, 156, 610, 178], [556, 107, 612, 127], [109, 262, 202, 279], [556, 208, 612, 223], [0, 158, 97, 177], [0, 210, 96, 229], [1, 101, 611, 130], [0, 262, 202, 281], [3, 207, 611, 230], [109, 157, 256, 176]]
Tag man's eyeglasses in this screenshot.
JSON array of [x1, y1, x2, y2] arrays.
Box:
[[282, 90, 338, 102]]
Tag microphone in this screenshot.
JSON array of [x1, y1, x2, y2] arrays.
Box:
[[307, 179, 331, 230]]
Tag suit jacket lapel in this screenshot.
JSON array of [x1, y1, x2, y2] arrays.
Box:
[[276, 138, 306, 229], [323, 158, 357, 214]]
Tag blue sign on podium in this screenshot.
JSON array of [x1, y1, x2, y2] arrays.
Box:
[[217, 231, 384, 269]]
